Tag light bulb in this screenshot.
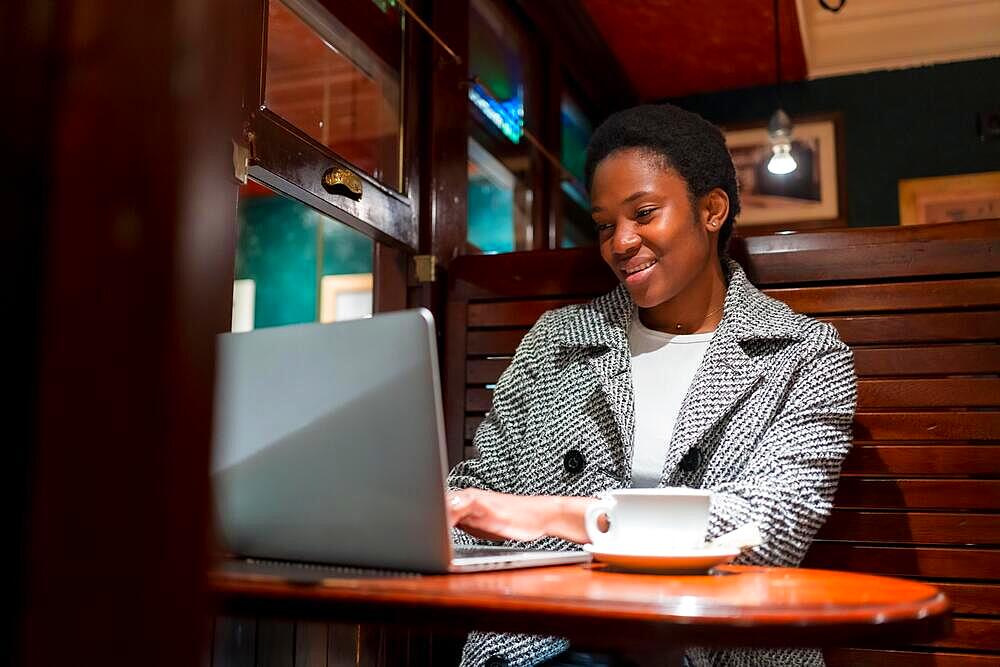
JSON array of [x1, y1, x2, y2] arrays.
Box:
[[767, 142, 797, 175]]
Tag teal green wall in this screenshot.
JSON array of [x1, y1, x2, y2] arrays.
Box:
[[235, 194, 372, 329]]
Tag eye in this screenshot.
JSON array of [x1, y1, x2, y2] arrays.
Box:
[[594, 221, 614, 233], [635, 207, 656, 220]]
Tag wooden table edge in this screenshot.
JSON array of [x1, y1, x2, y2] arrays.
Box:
[[207, 564, 953, 649]]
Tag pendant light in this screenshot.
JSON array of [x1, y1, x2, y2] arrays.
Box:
[[768, 109, 797, 175], [767, 0, 797, 175]]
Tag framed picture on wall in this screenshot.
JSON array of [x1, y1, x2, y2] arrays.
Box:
[[320, 273, 373, 323], [898, 171, 1000, 225], [722, 113, 847, 232]]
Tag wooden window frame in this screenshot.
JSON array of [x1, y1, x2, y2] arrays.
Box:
[[238, 0, 418, 313]]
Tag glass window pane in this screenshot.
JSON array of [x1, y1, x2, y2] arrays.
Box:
[[561, 97, 591, 189], [468, 0, 524, 144], [265, 0, 401, 190], [559, 96, 595, 248], [468, 139, 514, 254], [467, 139, 533, 254], [466, 0, 533, 254], [234, 180, 373, 331]]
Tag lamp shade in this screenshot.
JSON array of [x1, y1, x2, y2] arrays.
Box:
[[767, 142, 798, 175]]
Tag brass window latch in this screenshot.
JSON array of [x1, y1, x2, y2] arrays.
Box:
[[322, 166, 363, 200], [414, 255, 437, 283]]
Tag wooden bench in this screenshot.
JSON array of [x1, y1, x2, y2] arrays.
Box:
[[444, 219, 1000, 665]]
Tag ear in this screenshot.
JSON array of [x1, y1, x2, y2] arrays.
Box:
[[700, 188, 730, 232]]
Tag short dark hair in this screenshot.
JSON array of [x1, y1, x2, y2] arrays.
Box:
[[584, 103, 740, 258]]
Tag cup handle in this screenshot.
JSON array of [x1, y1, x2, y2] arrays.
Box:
[[584, 496, 616, 546]]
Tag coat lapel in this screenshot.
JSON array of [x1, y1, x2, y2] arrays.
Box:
[[556, 285, 636, 477], [659, 334, 768, 480], [556, 261, 806, 487], [584, 346, 635, 477], [660, 261, 806, 482]]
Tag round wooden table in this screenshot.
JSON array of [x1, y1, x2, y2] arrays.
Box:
[[212, 560, 951, 652]]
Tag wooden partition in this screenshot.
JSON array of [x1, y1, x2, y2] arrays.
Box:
[[444, 220, 1000, 665], [15, 1, 244, 665]]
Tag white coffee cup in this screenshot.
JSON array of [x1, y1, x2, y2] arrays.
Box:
[[584, 488, 712, 554]]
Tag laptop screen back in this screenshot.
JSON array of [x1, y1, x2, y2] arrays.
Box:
[[211, 309, 454, 571]]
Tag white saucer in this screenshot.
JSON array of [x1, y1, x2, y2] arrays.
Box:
[[582, 544, 741, 574]]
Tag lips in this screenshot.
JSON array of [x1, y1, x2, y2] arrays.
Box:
[[620, 258, 657, 285], [620, 258, 657, 276]]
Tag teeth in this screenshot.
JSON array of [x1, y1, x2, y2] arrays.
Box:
[[625, 260, 656, 275]]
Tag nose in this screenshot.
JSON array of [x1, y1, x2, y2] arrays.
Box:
[[611, 219, 641, 257]]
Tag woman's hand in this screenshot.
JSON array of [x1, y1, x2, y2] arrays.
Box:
[[447, 489, 595, 544]]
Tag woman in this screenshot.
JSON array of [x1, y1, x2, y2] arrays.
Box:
[[447, 104, 857, 667]]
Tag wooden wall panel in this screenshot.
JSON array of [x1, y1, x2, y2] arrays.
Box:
[[817, 510, 1000, 544], [467, 329, 530, 357], [842, 444, 1000, 475], [294, 622, 328, 667], [358, 624, 384, 667], [466, 416, 483, 441], [765, 276, 1000, 314], [856, 378, 1000, 408], [936, 584, 1000, 616], [256, 620, 295, 667], [467, 388, 493, 412], [467, 359, 512, 384], [918, 619, 1000, 651], [804, 545, 1000, 579], [824, 312, 1000, 345], [444, 272, 472, 469], [741, 219, 1000, 285], [833, 479, 1000, 511], [750, 237, 999, 283], [449, 248, 617, 300], [852, 413, 1000, 441], [852, 345, 1000, 377], [468, 299, 586, 327], [212, 618, 256, 667], [329, 623, 363, 667], [826, 648, 1000, 666]]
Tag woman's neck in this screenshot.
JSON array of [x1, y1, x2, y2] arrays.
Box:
[[637, 258, 728, 334]]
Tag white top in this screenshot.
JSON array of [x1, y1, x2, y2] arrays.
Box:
[[628, 311, 714, 487]]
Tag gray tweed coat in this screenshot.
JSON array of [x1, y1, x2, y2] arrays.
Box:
[[449, 260, 857, 667]]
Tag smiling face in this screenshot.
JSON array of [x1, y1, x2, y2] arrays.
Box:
[[590, 148, 725, 309]]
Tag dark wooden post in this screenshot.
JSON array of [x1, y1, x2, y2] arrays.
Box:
[[421, 0, 470, 269], [4, 2, 61, 661], [411, 0, 471, 476], [13, 1, 242, 665]]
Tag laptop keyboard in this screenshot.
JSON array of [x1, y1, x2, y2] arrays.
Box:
[[223, 557, 422, 580], [453, 544, 532, 559]]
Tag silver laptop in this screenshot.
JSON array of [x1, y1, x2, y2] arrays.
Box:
[[211, 308, 589, 573]]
